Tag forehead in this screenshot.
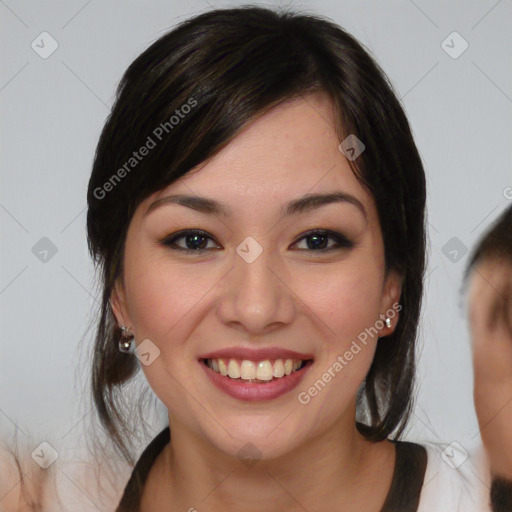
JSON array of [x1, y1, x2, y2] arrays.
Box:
[[139, 92, 377, 223]]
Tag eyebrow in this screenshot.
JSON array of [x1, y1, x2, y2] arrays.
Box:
[[145, 191, 367, 220]]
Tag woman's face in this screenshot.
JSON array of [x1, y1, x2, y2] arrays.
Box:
[[112, 91, 402, 460]]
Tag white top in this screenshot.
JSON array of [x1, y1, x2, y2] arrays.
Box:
[[417, 440, 492, 511]]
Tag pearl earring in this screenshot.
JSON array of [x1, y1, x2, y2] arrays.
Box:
[[385, 317, 392, 328], [119, 325, 134, 353]]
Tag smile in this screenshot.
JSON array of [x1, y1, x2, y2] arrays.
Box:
[[199, 355, 314, 402]]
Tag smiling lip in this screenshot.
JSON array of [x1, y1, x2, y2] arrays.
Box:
[[200, 359, 313, 401], [198, 347, 314, 361]]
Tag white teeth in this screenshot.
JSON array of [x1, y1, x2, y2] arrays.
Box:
[[256, 360, 273, 381], [273, 359, 285, 378], [206, 357, 307, 381], [240, 360, 256, 380], [218, 359, 228, 376], [227, 359, 240, 379]]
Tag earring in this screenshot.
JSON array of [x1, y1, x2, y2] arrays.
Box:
[[385, 317, 392, 328], [119, 325, 134, 353]]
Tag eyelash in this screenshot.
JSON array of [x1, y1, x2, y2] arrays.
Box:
[[160, 229, 354, 254]]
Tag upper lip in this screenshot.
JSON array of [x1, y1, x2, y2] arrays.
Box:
[[198, 347, 314, 361]]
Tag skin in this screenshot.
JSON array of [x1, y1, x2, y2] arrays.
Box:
[[111, 91, 403, 511], [468, 256, 512, 480]]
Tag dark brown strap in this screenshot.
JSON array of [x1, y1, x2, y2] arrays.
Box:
[[491, 476, 512, 512], [379, 440, 427, 512], [116, 427, 171, 512]]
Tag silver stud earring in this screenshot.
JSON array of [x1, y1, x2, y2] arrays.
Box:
[[385, 317, 392, 328], [119, 325, 134, 353]]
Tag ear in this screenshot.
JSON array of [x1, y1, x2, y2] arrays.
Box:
[[379, 270, 403, 335], [110, 278, 132, 328]]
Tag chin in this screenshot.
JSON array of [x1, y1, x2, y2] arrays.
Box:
[[197, 413, 312, 464]]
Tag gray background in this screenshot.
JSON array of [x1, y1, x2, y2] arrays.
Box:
[[1, 0, 511, 488]]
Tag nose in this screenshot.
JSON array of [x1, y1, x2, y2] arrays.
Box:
[[216, 241, 296, 336]]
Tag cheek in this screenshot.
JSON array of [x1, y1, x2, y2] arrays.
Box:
[[122, 249, 216, 341], [305, 263, 384, 342], [121, 251, 209, 409], [298, 259, 384, 399]]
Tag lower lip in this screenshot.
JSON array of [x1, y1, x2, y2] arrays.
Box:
[[200, 360, 313, 402]]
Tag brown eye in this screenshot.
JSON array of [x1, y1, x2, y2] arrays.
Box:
[[292, 230, 354, 252], [160, 229, 354, 254], [161, 230, 220, 252]]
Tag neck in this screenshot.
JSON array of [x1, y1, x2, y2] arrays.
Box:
[[142, 410, 396, 511]]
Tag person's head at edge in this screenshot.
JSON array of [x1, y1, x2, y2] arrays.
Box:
[[85, 4, 427, 501], [465, 203, 512, 487]]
